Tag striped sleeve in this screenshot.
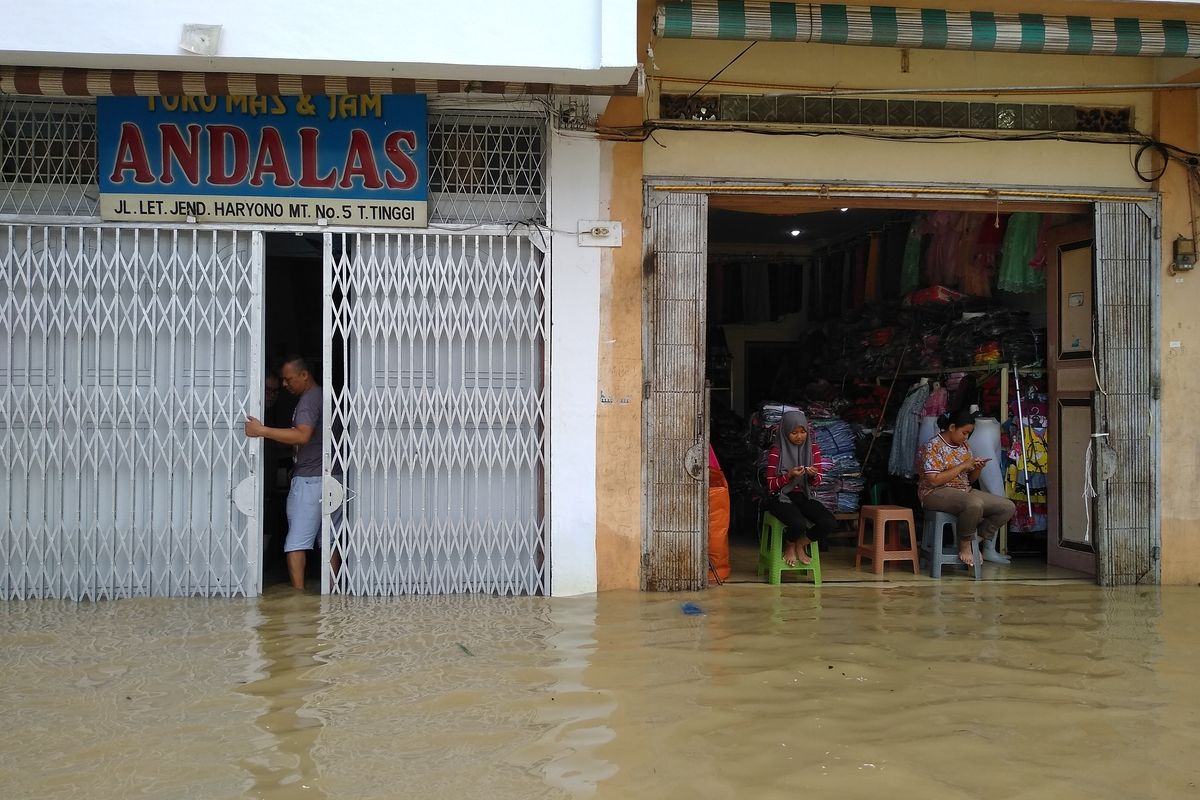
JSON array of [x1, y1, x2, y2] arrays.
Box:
[[809, 439, 825, 486], [765, 445, 788, 494]]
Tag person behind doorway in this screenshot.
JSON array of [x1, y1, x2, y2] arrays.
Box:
[[763, 411, 836, 566], [917, 409, 1016, 568], [244, 355, 340, 590]]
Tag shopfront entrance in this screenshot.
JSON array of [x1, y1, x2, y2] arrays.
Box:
[[1, 95, 553, 599], [643, 181, 1160, 589]]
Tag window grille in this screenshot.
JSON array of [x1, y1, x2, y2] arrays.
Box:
[[427, 111, 546, 225], [0, 97, 99, 216]]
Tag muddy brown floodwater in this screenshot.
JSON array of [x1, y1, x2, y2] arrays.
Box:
[[2, 583, 1199, 800]]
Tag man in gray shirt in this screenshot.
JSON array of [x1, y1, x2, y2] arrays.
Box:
[[245, 355, 337, 589]]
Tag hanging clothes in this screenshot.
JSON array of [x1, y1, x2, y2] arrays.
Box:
[[961, 214, 1002, 297], [900, 216, 926, 295], [952, 214, 985, 290], [1000, 397, 1050, 533], [920, 385, 949, 417], [925, 211, 964, 287], [997, 212, 1046, 293], [864, 232, 881, 303], [888, 382, 932, 478]]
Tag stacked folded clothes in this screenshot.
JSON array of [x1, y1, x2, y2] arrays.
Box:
[[939, 309, 1044, 368], [811, 419, 863, 514]]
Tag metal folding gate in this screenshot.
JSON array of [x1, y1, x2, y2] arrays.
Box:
[[322, 231, 548, 595], [642, 191, 709, 591], [1093, 200, 1161, 585], [0, 224, 262, 599]]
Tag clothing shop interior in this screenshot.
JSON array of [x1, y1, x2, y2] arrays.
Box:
[[705, 198, 1096, 584]]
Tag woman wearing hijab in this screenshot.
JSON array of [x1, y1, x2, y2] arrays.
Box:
[[764, 411, 836, 566]]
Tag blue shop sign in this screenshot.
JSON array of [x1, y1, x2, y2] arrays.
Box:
[[97, 94, 428, 227]]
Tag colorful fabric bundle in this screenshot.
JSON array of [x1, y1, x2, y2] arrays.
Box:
[[811, 419, 863, 513]]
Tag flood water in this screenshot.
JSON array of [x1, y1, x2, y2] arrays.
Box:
[[3, 583, 1199, 800]]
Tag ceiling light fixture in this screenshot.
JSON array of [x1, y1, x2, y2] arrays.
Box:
[[790, 229, 802, 236], [839, 207, 850, 212]]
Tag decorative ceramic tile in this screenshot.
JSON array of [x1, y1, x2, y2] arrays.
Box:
[[860, 99, 887, 126], [915, 101, 942, 128], [942, 102, 969, 128], [888, 100, 916, 127], [996, 104, 1021, 130], [1021, 104, 1049, 131], [776, 95, 804, 123], [969, 102, 997, 129], [804, 96, 833, 124], [1049, 105, 1077, 131], [719, 94, 750, 121], [749, 95, 778, 122], [832, 98, 860, 125]]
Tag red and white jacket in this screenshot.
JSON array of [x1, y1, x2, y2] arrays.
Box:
[[764, 440, 826, 496]]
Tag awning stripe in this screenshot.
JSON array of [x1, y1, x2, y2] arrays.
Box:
[[870, 6, 898, 46], [0, 65, 642, 97], [1067, 16, 1094, 55], [719, 0, 746, 38], [770, 2, 799, 40], [655, 2, 1200, 57]]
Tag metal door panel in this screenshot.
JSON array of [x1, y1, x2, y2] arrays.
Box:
[[642, 191, 708, 591], [1093, 200, 1160, 585], [324, 232, 547, 595], [1, 225, 262, 599]]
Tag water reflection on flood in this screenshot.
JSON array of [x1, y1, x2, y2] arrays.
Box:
[[3, 583, 1199, 800]]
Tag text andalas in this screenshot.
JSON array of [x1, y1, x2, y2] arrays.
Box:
[[107, 123, 420, 190]]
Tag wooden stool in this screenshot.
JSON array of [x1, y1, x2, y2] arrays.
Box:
[[855, 505, 920, 575]]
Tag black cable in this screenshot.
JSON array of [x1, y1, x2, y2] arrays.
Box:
[[1134, 141, 1170, 182], [686, 42, 758, 101]]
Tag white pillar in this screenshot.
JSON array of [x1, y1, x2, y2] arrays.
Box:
[[547, 131, 601, 596]]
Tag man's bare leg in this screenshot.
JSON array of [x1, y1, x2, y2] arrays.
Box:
[[286, 551, 306, 590]]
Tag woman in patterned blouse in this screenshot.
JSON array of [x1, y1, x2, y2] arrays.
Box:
[[918, 409, 1016, 567]]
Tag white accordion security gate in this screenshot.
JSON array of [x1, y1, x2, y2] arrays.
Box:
[[323, 231, 548, 596], [0, 224, 262, 599]]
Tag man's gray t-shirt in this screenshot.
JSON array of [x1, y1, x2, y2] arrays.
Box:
[[291, 386, 322, 477]]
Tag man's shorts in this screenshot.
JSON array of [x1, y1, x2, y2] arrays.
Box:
[[284, 476, 324, 552]]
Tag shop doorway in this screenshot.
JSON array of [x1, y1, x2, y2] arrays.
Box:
[[643, 187, 1159, 589], [261, 233, 328, 587], [706, 204, 1084, 580]]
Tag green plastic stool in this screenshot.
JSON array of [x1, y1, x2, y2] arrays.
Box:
[[757, 511, 822, 586], [866, 482, 893, 506]]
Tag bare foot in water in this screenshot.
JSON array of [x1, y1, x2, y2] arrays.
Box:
[[959, 540, 975, 567], [782, 542, 799, 567]]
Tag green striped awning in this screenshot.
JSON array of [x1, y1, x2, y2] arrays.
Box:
[[655, 2, 1200, 57]]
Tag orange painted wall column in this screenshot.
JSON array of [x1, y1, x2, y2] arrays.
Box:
[[1154, 86, 1200, 584], [594, 97, 646, 590], [591, 0, 658, 591]]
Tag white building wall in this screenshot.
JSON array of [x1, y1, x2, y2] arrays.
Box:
[[0, 0, 638, 84], [547, 131, 602, 596]]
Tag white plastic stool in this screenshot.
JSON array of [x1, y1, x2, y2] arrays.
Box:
[[921, 511, 982, 580]]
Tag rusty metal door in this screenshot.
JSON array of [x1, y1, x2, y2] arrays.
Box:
[[642, 191, 708, 591], [1092, 199, 1160, 585]]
